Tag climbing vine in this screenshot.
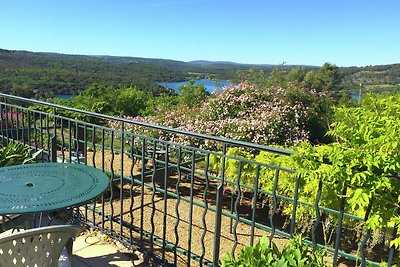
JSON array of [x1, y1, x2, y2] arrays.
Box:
[[210, 92, 400, 253]]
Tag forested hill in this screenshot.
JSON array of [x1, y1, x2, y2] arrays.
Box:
[[0, 48, 399, 98], [341, 64, 400, 93], [0, 49, 188, 97], [0, 49, 273, 98]]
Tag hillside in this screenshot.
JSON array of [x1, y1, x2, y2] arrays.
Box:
[[0, 49, 190, 97], [0, 49, 273, 98], [0, 48, 399, 98], [342, 64, 400, 93]]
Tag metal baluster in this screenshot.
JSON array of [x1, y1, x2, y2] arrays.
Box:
[[92, 127, 97, 168], [60, 119, 65, 163], [231, 161, 242, 256], [15, 107, 19, 141], [140, 138, 146, 248], [91, 126, 97, 228], [162, 143, 170, 264], [149, 140, 157, 254], [83, 124, 89, 225], [269, 169, 280, 245], [250, 165, 260, 246], [360, 199, 373, 267], [21, 109, 26, 145], [212, 143, 227, 267], [200, 152, 210, 266], [120, 123, 124, 237], [128, 134, 135, 245], [74, 122, 79, 163], [83, 124, 88, 165], [101, 128, 105, 229], [312, 178, 323, 250], [333, 184, 348, 266], [109, 130, 115, 231], [27, 111, 31, 148], [230, 190, 235, 234], [0, 104, 4, 146], [290, 175, 300, 236], [33, 112, 37, 150], [68, 120, 72, 163], [50, 107, 57, 163], [77, 121, 88, 225], [39, 112, 43, 151], [187, 149, 196, 266], [4, 101, 9, 143], [46, 114, 50, 161], [8, 106, 14, 141], [101, 128, 105, 170], [174, 146, 182, 266]]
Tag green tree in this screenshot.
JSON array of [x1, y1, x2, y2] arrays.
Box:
[[304, 63, 343, 92], [142, 94, 179, 116], [286, 67, 307, 85], [178, 81, 209, 108], [69, 84, 148, 116], [114, 87, 147, 116]]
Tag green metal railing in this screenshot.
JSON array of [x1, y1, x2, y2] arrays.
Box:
[[0, 93, 398, 266]]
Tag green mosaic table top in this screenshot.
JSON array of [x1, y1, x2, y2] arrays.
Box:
[[0, 163, 109, 214]]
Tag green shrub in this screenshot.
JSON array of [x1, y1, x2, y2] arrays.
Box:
[[0, 141, 40, 167], [220, 235, 327, 267], [211, 92, 400, 251]]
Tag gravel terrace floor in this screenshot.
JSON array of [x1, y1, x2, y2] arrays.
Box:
[[73, 150, 359, 266]]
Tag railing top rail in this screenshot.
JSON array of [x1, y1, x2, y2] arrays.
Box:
[[0, 93, 295, 156]]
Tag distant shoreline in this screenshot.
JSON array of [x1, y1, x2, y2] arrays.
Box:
[[157, 79, 231, 94]]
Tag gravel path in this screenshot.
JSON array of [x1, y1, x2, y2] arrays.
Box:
[[80, 150, 353, 266]]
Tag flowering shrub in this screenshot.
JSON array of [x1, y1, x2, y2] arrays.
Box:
[[109, 81, 332, 148], [193, 82, 312, 146], [1, 112, 22, 129]]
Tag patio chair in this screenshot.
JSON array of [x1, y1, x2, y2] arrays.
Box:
[[0, 225, 84, 267]]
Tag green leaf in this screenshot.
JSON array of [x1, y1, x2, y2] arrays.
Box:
[[365, 215, 383, 230], [389, 237, 400, 249]]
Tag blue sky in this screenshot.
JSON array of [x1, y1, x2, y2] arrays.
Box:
[[0, 0, 399, 67]]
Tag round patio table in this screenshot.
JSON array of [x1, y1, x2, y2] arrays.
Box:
[[0, 163, 109, 215]]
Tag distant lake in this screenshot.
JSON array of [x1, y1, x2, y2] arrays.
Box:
[[350, 92, 362, 103], [157, 79, 231, 94]]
